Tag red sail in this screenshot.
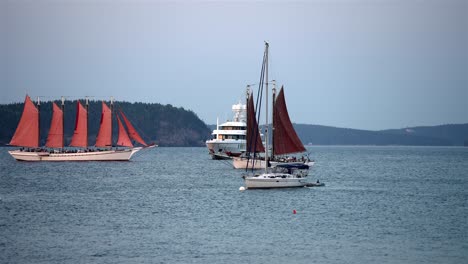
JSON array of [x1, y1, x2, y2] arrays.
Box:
[[119, 110, 148, 146], [273, 87, 305, 155], [95, 102, 112, 147], [69, 101, 88, 148], [116, 115, 133, 147], [45, 102, 64, 148], [9, 95, 39, 148], [246, 94, 265, 153]]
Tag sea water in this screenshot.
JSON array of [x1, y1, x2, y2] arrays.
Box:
[[0, 146, 467, 264]]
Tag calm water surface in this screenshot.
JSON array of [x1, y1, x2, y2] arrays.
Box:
[[1, 146, 467, 263]]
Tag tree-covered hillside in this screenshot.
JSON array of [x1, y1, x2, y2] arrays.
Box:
[[294, 124, 454, 146], [0, 100, 211, 147], [207, 123, 468, 146], [381, 124, 468, 146]]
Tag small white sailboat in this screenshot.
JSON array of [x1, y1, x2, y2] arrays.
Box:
[[242, 42, 317, 189], [8, 96, 155, 161], [243, 163, 311, 189]]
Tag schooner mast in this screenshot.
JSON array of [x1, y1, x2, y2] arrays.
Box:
[[264, 42, 269, 173]]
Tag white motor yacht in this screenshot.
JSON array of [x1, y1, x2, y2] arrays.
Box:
[[206, 102, 247, 159]]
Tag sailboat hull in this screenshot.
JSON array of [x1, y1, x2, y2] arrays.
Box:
[[8, 147, 142, 161], [271, 160, 315, 168], [233, 157, 266, 169], [244, 173, 307, 189], [233, 157, 315, 169]]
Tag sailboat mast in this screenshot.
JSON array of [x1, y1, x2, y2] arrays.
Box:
[[61, 96, 65, 148], [37, 97, 41, 147], [264, 42, 269, 172], [272, 81, 276, 161], [245, 84, 250, 155], [110, 96, 114, 148], [246, 85, 250, 108], [85, 97, 89, 148]]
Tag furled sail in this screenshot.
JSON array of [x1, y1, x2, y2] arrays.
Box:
[[246, 94, 265, 153], [9, 95, 39, 148], [273, 86, 305, 155], [69, 101, 88, 147], [116, 115, 133, 147], [95, 102, 112, 147], [119, 110, 148, 146], [45, 102, 63, 148]]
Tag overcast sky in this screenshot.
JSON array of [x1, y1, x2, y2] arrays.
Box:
[[1, 0, 467, 130]]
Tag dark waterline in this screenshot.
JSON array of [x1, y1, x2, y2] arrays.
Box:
[[1, 146, 467, 263]]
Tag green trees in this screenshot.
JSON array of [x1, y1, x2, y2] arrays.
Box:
[[0, 100, 211, 147]]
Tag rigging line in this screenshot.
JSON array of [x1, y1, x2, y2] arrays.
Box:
[[256, 46, 267, 117], [246, 58, 264, 172], [247, 47, 268, 172], [35, 95, 99, 99], [255, 48, 267, 147], [251, 47, 267, 171], [246, 44, 268, 172], [255, 47, 267, 116]]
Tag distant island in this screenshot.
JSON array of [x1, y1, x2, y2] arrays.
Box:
[[0, 100, 211, 147], [209, 123, 468, 147], [294, 123, 468, 146], [1, 100, 467, 147]]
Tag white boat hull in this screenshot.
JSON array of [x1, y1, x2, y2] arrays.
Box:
[[206, 140, 246, 158], [271, 160, 315, 167], [8, 148, 143, 161], [209, 152, 233, 160], [232, 157, 266, 169], [233, 157, 315, 169], [244, 173, 307, 189]]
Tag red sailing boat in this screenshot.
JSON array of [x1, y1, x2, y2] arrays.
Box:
[[241, 43, 317, 189], [232, 86, 314, 169], [8, 96, 155, 161], [233, 43, 314, 170]]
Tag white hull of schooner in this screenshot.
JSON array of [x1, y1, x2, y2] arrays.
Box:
[[8, 147, 143, 161], [232, 157, 266, 169]]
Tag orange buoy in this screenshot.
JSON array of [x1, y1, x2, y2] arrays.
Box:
[[293, 209, 297, 214]]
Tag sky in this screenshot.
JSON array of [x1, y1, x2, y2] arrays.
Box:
[[1, 0, 467, 130]]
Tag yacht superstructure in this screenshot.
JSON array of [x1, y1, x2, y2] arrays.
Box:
[[206, 102, 247, 159]]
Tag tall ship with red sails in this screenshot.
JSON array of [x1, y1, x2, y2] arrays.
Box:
[[8, 96, 154, 161]]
